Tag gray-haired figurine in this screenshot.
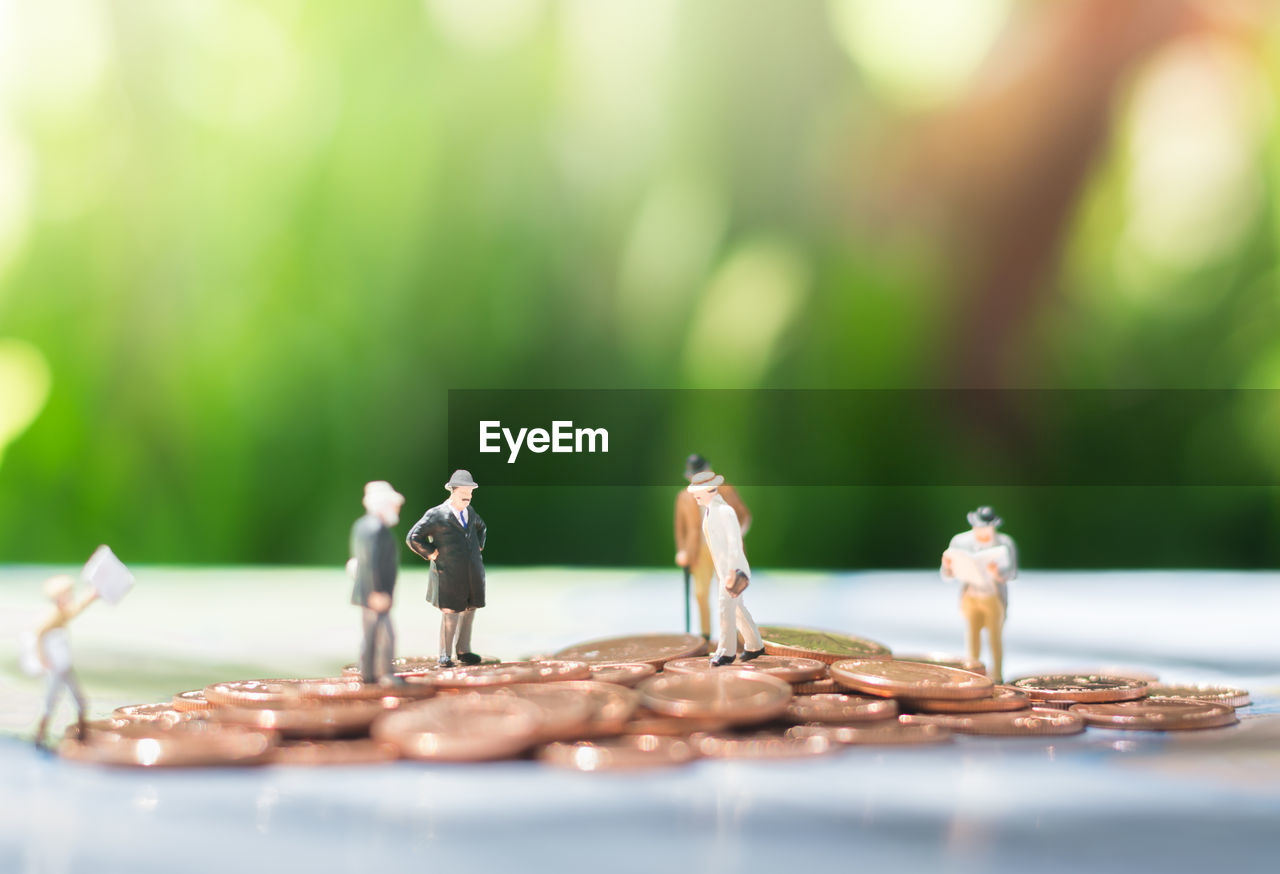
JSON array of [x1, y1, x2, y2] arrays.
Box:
[[687, 470, 764, 666], [348, 481, 406, 685], [940, 506, 1019, 683], [406, 470, 487, 667]]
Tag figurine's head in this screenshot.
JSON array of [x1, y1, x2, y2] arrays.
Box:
[[445, 470, 478, 509], [363, 481, 405, 527], [687, 469, 724, 507], [684, 453, 709, 481], [967, 506, 1002, 542], [44, 574, 76, 607]]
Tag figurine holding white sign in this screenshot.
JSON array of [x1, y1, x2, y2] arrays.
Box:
[[21, 546, 135, 747], [941, 507, 1018, 682]]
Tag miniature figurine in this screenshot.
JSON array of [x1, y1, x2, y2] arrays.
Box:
[[406, 470, 487, 667], [940, 506, 1019, 683], [687, 470, 764, 666], [348, 480, 406, 685], [22, 546, 134, 747], [674, 454, 751, 640]]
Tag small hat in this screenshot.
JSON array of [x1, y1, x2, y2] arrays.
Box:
[[445, 470, 479, 490], [686, 469, 724, 492], [967, 506, 1002, 528], [684, 453, 709, 479]]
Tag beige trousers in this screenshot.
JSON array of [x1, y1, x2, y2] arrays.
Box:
[[960, 590, 1006, 683]]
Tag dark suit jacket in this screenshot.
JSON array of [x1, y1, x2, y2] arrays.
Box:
[[406, 501, 486, 611], [350, 514, 398, 607]]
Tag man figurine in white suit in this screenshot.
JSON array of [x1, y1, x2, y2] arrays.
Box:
[[687, 470, 765, 666], [940, 506, 1019, 682]]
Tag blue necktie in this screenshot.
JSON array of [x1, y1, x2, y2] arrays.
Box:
[[459, 509, 466, 529]]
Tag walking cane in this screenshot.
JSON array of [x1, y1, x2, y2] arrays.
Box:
[[683, 567, 691, 633]]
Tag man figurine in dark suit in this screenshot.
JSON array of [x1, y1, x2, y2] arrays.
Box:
[[348, 480, 406, 685], [406, 470, 487, 667]]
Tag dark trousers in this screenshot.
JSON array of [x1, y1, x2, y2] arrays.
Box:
[[360, 608, 396, 682]]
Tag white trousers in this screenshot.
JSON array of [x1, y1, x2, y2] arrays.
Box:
[[714, 581, 763, 659]]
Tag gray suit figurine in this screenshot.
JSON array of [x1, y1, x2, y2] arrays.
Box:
[[406, 470, 487, 667], [348, 481, 406, 685]]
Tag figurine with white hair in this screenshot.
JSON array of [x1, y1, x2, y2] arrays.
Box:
[[348, 480, 407, 685]]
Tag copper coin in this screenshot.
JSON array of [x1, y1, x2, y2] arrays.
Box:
[[340, 655, 501, 676], [786, 722, 952, 746], [1054, 666, 1161, 684], [430, 663, 544, 689], [526, 660, 593, 682], [470, 682, 596, 742], [901, 686, 1032, 714], [784, 693, 898, 725], [622, 710, 734, 736], [61, 721, 275, 767], [268, 739, 401, 766], [758, 626, 892, 664], [1009, 674, 1149, 703], [204, 679, 307, 708], [294, 676, 436, 702], [1146, 684, 1251, 708], [791, 678, 839, 696], [831, 659, 993, 700], [895, 654, 987, 675], [541, 680, 641, 737], [588, 663, 658, 687], [211, 700, 385, 738], [172, 690, 213, 712], [540, 735, 699, 771], [638, 672, 793, 724], [553, 633, 709, 667], [692, 730, 835, 759], [373, 695, 543, 761], [661, 655, 826, 684], [112, 703, 206, 724], [901, 707, 1085, 736], [1070, 699, 1239, 731]]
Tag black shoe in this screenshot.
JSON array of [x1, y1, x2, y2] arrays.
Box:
[[458, 651, 482, 666], [438, 657, 455, 668], [740, 648, 765, 662], [709, 655, 735, 667]]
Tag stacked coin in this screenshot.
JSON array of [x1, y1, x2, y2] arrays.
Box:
[[56, 628, 1251, 768]]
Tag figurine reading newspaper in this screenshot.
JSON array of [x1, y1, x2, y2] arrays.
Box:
[[20, 546, 135, 747], [940, 507, 1018, 683]]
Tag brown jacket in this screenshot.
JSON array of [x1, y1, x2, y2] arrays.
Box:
[[674, 484, 751, 558]]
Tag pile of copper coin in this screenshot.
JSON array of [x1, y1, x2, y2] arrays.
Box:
[[57, 626, 1251, 771]]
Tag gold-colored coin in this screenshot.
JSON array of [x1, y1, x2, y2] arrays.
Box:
[[1146, 684, 1250, 708], [1009, 674, 1148, 703], [900, 707, 1085, 736], [785, 722, 952, 746], [831, 659, 993, 700], [784, 693, 898, 725], [587, 663, 658, 687], [901, 686, 1031, 714], [539, 735, 699, 770], [553, 633, 709, 667], [1070, 699, 1238, 731], [373, 695, 543, 761], [638, 672, 793, 725], [757, 626, 891, 664], [660, 655, 826, 684]]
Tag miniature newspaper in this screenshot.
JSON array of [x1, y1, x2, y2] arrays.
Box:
[[944, 545, 1011, 596], [83, 545, 135, 605]]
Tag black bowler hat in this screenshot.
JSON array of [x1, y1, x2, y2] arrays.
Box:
[[684, 453, 709, 480], [967, 506, 1003, 528]]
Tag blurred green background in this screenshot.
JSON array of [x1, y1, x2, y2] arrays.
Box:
[[1, 0, 1279, 570]]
